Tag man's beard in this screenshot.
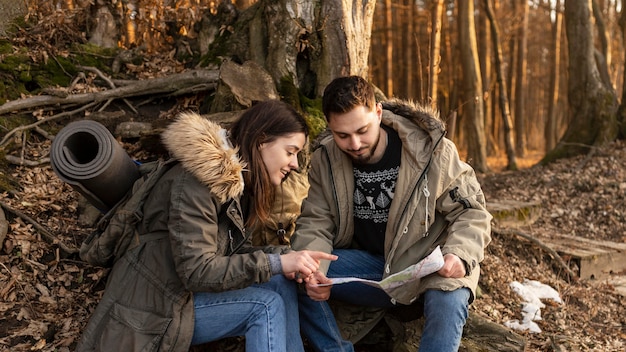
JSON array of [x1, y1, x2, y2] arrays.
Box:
[[348, 131, 381, 165]]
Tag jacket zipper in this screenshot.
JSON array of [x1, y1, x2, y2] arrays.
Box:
[[322, 146, 341, 238], [386, 131, 446, 275]]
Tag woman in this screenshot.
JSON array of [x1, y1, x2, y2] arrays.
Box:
[[75, 100, 336, 352]]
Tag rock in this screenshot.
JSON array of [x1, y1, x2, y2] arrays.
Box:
[[488, 200, 541, 227], [210, 60, 279, 113]]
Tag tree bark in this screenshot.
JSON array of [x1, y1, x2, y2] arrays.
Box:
[[545, 0, 562, 152], [458, 1, 489, 172], [384, 0, 393, 97], [478, 1, 495, 156], [514, 0, 528, 157], [428, 0, 444, 109], [617, 2, 626, 139], [403, 0, 414, 100], [483, 0, 517, 171], [542, 0, 619, 163], [313, 0, 376, 95], [592, 0, 612, 88]]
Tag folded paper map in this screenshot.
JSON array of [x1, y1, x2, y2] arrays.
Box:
[[316, 246, 444, 292]]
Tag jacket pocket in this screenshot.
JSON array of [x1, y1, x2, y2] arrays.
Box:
[[98, 302, 172, 352]]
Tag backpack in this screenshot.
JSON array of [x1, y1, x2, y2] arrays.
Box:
[[79, 159, 176, 267]]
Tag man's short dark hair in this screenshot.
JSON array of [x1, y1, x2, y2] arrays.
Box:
[[322, 76, 377, 121]]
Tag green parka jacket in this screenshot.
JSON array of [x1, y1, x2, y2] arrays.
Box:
[[291, 99, 492, 306], [76, 112, 288, 352]]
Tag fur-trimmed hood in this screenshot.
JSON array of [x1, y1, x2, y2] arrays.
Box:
[[313, 98, 446, 150], [161, 111, 245, 203], [381, 98, 446, 139]]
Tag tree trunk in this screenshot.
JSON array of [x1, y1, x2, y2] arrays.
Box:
[[545, 0, 562, 153], [428, 0, 444, 109], [542, 0, 619, 163], [617, 2, 626, 139], [384, 0, 393, 97], [404, 0, 414, 100], [458, 0, 489, 172], [483, 0, 517, 171], [478, 1, 496, 156], [89, 0, 118, 48], [514, 0, 528, 157], [592, 0, 612, 88], [207, 0, 375, 98]]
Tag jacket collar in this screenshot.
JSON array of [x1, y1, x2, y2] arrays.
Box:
[[161, 111, 245, 203], [381, 98, 446, 142]]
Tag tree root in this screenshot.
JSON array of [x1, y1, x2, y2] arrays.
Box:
[[492, 227, 578, 282]]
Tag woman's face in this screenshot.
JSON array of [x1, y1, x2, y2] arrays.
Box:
[[259, 132, 307, 186]]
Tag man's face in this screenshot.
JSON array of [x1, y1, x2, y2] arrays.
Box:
[[327, 103, 384, 165]]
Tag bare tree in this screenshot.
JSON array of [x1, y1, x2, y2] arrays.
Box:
[[478, 0, 496, 156], [514, 0, 528, 157], [457, 0, 489, 172], [384, 0, 393, 96], [592, 0, 612, 87], [427, 0, 444, 109], [404, 0, 415, 99], [483, 0, 517, 171], [545, 0, 563, 152], [616, 3, 626, 139], [542, 0, 619, 163]]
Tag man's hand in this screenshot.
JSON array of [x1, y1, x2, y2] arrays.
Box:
[[437, 253, 466, 278], [305, 271, 333, 301]]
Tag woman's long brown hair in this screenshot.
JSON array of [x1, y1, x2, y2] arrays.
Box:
[[229, 100, 308, 228]]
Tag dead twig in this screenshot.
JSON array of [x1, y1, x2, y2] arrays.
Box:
[[4, 155, 50, 166], [0, 101, 98, 147], [0, 201, 78, 255], [492, 227, 578, 282], [79, 65, 138, 114]]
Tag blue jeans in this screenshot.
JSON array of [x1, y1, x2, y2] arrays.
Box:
[[299, 249, 470, 352], [192, 275, 303, 352]]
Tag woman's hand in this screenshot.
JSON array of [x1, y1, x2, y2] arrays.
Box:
[[280, 250, 337, 282]]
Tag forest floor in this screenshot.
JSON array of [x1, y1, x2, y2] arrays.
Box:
[[1, 131, 625, 352]]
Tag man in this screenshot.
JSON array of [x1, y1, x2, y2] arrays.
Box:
[[291, 76, 492, 352]]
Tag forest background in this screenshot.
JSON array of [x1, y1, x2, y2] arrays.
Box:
[[1, 0, 626, 351]]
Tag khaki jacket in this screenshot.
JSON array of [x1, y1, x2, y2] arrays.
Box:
[[76, 112, 287, 352], [291, 99, 492, 306]]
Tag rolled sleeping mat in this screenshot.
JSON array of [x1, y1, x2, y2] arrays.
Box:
[[51, 119, 141, 212]]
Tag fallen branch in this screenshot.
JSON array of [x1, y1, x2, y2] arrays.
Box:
[[0, 101, 99, 147], [492, 227, 578, 282], [4, 155, 50, 166], [0, 201, 78, 255], [0, 69, 219, 115], [79, 65, 138, 114]]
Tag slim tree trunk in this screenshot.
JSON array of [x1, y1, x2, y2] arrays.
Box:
[[592, 0, 612, 88], [428, 0, 444, 109], [478, 0, 496, 156], [384, 0, 393, 96], [458, 0, 489, 172], [483, 0, 517, 170], [545, 0, 562, 152], [404, 0, 414, 99], [514, 0, 528, 157], [615, 3, 626, 138]]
